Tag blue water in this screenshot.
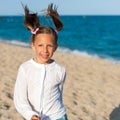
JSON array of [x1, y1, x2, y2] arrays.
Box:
[[0, 16, 120, 63]]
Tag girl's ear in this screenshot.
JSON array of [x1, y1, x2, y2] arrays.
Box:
[[54, 44, 58, 52], [31, 42, 35, 51]]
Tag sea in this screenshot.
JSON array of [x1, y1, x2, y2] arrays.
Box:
[[0, 15, 120, 64]]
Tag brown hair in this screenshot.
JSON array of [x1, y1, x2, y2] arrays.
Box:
[[23, 3, 63, 44]]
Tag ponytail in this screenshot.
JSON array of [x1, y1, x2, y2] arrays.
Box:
[[23, 5, 40, 31], [46, 3, 63, 31]]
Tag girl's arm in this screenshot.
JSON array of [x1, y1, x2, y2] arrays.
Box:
[[59, 67, 66, 93], [14, 66, 39, 120]]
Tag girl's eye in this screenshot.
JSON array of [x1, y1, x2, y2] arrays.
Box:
[[48, 45, 54, 47], [38, 44, 42, 47]]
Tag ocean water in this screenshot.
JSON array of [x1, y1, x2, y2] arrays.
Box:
[[0, 16, 120, 63]]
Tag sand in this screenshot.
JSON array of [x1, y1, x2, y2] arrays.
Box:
[[0, 42, 120, 120]]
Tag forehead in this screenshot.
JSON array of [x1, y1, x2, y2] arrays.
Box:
[[35, 33, 54, 43]]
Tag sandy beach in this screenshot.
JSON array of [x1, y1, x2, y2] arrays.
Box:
[[0, 41, 120, 120]]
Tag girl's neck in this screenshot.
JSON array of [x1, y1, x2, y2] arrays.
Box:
[[34, 57, 54, 65]]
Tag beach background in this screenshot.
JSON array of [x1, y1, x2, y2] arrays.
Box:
[[0, 16, 120, 120]]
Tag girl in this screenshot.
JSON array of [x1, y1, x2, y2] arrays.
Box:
[[14, 3, 68, 120]]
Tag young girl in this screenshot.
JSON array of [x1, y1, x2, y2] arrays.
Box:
[[14, 4, 68, 120]]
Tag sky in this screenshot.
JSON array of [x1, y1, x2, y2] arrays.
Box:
[[0, 0, 120, 15]]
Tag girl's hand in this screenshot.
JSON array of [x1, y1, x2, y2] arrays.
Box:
[[31, 115, 40, 120]]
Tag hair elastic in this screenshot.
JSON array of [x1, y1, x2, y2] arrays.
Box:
[[31, 28, 39, 34], [54, 29, 58, 34]]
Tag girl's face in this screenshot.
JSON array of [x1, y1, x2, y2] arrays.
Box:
[[31, 33, 57, 64]]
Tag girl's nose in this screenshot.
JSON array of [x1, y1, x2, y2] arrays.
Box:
[[43, 46, 48, 52]]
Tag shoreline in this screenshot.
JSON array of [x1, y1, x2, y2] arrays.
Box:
[[0, 40, 120, 64], [1, 42, 120, 120]]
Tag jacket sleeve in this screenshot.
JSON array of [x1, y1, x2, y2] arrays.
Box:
[[14, 65, 39, 120], [59, 67, 66, 93]]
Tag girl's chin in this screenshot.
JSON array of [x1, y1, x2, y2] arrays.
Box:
[[37, 56, 51, 63], [41, 57, 50, 63]]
